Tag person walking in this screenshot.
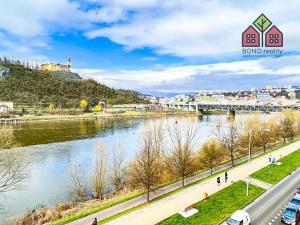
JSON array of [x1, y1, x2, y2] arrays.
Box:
[[225, 171, 228, 183], [217, 177, 221, 186], [92, 218, 97, 225], [268, 155, 272, 163]]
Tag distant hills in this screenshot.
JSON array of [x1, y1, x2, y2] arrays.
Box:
[[0, 62, 147, 107]]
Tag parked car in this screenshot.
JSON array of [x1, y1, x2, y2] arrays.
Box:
[[281, 206, 300, 225], [289, 195, 300, 210], [294, 186, 300, 195], [226, 210, 251, 225]]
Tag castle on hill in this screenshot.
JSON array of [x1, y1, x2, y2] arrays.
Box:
[[41, 58, 72, 72]]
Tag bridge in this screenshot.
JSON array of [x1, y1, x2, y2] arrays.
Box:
[[162, 102, 300, 116]]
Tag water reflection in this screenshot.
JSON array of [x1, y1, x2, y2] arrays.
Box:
[[9, 118, 142, 147]]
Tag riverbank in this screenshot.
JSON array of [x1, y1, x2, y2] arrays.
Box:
[[42, 139, 299, 225], [9, 110, 205, 123]]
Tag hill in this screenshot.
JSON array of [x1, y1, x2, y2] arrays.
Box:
[[0, 62, 147, 107]]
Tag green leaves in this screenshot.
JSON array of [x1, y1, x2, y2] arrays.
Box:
[[253, 14, 272, 32]]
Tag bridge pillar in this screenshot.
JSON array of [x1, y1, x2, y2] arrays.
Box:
[[227, 110, 235, 118]]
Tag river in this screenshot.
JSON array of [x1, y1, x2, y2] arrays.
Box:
[[0, 113, 266, 221]]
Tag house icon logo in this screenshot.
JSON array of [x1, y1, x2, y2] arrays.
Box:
[[242, 14, 283, 48]]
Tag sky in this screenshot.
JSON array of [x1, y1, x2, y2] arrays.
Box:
[[0, 0, 300, 95]]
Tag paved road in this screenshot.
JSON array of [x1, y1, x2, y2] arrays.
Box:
[[69, 141, 287, 225], [105, 140, 300, 225], [245, 168, 300, 225]]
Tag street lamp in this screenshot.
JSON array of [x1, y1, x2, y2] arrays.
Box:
[[246, 127, 270, 196]]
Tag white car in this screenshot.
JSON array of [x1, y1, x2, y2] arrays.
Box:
[[226, 210, 251, 225]]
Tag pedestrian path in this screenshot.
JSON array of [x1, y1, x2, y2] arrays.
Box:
[[246, 177, 273, 190], [104, 140, 300, 225]]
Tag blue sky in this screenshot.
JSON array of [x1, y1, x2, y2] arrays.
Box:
[[1, 0, 300, 95]]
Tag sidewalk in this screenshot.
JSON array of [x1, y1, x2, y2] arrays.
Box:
[[104, 140, 300, 225], [246, 177, 273, 190]]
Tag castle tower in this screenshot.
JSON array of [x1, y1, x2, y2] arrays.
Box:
[[67, 58, 72, 72]]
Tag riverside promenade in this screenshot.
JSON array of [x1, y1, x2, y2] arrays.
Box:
[[68, 140, 300, 225]]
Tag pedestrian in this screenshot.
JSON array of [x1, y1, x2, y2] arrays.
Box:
[[225, 171, 228, 183], [92, 218, 97, 225], [217, 177, 221, 186], [268, 155, 272, 163]]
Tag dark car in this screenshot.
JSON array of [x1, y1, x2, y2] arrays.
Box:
[[281, 206, 300, 225]]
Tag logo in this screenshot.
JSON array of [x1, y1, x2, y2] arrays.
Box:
[[242, 14, 283, 58]]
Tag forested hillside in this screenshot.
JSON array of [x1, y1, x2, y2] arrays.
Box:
[[0, 62, 146, 107]]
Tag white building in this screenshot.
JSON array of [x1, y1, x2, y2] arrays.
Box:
[[0, 102, 13, 113], [256, 93, 272, 100]]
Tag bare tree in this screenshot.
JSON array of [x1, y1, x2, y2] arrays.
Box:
[[256, 122, 272, 152], [267, 117, 281, 145], [111, 141, 125, 191], [215, 121, 241, 167], [280, 114, 296, 142], [198, 139, 224, 175], [294, 115, 300, 135], [240, 115, 261, 157], [92, 140, 108, 199], [166, 120, 198, 188], [70, 159, 88, 201], [126, 122, 164, 202], [0, 150, 29, 195]]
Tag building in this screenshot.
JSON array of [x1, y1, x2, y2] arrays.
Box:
[[265, 26, 283, 47], [0, 102, 13, 113], [256, 93, 272, 100], [41, 58, 72, 72], [242, 25, 260, 47]]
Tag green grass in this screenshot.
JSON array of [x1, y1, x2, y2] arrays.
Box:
[[156, 181, 264, 225], [251, 148, 300, 184]]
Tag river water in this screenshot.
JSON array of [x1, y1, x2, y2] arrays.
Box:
[[0, 114, 265, 221]]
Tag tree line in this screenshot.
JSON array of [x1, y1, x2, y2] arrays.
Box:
[[69, 110, 300, 204]]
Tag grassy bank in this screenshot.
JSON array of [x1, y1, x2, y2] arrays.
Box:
[[49, 190, 143, 225], [19, 110, 196, 122], [157, 181, 264, 225], [251, 148, 300, 184]]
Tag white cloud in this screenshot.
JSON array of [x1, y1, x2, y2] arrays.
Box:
[[85, 0, 300, 56], [74, 55, 300, 93], [0, 0, 88, 37], [1, 0, 300, 58]]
